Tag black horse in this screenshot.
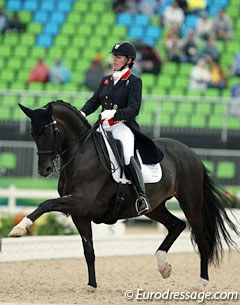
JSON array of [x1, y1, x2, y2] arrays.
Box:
[[9, 100, 239, 291]]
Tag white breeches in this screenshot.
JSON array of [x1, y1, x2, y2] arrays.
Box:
[[99, 121, 134, 165]]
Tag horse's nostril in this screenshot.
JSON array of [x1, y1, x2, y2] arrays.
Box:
[[46, 166, 52, 173]]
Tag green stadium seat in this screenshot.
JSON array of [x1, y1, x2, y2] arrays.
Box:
[[0, 70, 15, 82], [62, 83, 79, 92], [61, 23, 76, 36], [94, 25, 111, 37], [159, 112, 170, 126], [204, 89, 219, 97], [2, 34, 19, 46], [19, 33, 35, 45], [172, 113, 189, 127], [169, 88, 185, 96], [178, 102, 193, 114], [208, 116, 223, 129], [55, 36, 70, 48], [78, 24, 92, 36], [174, 77, 189, 90], [195, 102, 212, 114], [2, 95, 18, 107], [74, 1, 89, 12], [190, 114, 206, 128], [99, 13, 115, 25], [216, 161, 235, 179], [31, 47, 48, 59], [0, 152, 17, 172], [91, 2, 106, 12], [27, 82, 44, 91], [161, 101, 175, 113], [187, 90, 203, 97], [27, 23, 42, 34], [161, 62, 178, 75], [227, 117, 240, 129], [13, 46, 30, 59], [0, 108, 10, 120], [18, 11, 32, 23], [7, 58, 22, 71], [0, 45, 13, 58]]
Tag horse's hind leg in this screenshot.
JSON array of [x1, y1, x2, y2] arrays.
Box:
[[148, 203, 186, 279], [177, 190, 209, 290]]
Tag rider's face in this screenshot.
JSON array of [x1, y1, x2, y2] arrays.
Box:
[[112, 54, 129, 71]]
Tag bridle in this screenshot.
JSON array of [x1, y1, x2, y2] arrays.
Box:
[[36, 116, 96, 172], [37, 118, 62, 171]]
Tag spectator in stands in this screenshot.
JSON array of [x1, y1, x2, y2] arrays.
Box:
[[112, 0, 131, 14], [231, 83, 240, 97], [139, 44, 162, 74], [180, 29, 199, 63], [0, 8, 9, 34], [208, 59, 227, 92], [49, 58, 72, 84], [135, 0, 161, 16], [230, 53, 240, 77], [186, 0, 207, 15], [162, 0, 185, 29], [28, 58, 49, 83], [165, 24, 182, 63], [176, 0, 188, 15], [84, 54, 105, 91], [212, 9, 232, 41], [200, 36, 220, 62], [189, 58, 210, 91], [196, 11, 212, 40], [8, 12, 26, 33]]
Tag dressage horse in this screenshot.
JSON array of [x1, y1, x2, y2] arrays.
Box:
[[9, 100, 239, 291]]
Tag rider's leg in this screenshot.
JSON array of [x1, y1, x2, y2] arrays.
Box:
[[111, 123, 151, 215], [126, 156, 151, 215]]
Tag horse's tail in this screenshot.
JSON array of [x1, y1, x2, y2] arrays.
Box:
[[201, 166, 240, 265]]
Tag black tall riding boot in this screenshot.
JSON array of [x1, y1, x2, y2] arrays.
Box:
[[127, 156, 151, 215]]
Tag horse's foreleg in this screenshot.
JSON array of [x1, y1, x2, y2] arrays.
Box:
[[8, 195, 82, 237], [148, 203, 186, 279], [72, 216, 97, 290]]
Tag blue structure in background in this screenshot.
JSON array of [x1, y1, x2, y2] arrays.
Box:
[[5, 0, 75, 47]]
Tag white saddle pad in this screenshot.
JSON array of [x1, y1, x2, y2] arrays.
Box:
[[102, 132, 162, 184]]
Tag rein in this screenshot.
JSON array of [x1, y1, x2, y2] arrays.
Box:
[[37, 113, 119, 175]]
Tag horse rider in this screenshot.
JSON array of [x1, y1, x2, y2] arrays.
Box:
[[80, 41, 163, 215]]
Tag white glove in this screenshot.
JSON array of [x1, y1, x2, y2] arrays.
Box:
[[101, 109, 116, 120]]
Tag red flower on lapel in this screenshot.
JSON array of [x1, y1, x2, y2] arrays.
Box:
[[104, 79, 109, 84]]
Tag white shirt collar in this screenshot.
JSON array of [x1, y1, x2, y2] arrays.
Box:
[[112, 67, 129, 85]]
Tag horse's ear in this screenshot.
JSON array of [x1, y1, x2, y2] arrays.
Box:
[[18, 103, 34, 119], [45, 103, 53, 115]]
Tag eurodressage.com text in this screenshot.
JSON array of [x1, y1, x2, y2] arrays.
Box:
[[124, 288, 239, 302]]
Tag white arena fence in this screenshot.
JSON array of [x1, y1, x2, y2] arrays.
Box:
[[1, 209, 240, 262]]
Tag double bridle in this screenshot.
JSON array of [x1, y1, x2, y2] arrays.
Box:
[[37, 118, 62, 171], [36, 116, 95, 172]]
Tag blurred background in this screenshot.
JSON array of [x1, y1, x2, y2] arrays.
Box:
[[0, 0, 240, 236]]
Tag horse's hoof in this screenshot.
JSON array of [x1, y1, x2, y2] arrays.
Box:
[[8, 226, 27, 237], [191, 278, 208, 291], [84, 285, 97, 293], [159, 262, 172, 279]]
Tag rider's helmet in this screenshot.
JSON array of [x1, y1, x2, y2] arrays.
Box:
[[110, 41, 136, 59]]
